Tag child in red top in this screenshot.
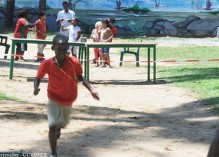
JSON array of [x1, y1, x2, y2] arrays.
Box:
[[14, 10, 35, 61], [34, 34, 99, 157], [35, 10, 47, 62], [108, 17, 118, 37]]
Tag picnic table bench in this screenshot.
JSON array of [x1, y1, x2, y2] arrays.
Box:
[[0, 35, 10, 59]]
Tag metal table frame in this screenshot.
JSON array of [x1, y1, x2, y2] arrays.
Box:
[[85, 42, 157, 83]]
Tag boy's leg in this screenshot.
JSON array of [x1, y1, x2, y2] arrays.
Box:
[[15, 44, 21, 60], [98, 49, 103, 65], [100, 48, 106, 67], [15, 50, 21, 60], [105, 48, 111, 67], [208, 129, 219, 157], [56, 127, 61, 139], [19, 43, 27, 61], [36, 44, 45, 62], [106, 54, 111, 68], [94, 48, 99, 63], [47, 99, 72, 155], [49, 125, 58, 156]]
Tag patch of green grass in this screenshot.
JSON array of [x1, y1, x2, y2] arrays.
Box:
[[0, 92, 16, 101], [155, 46, 219, 110], [156, 46, 219, 60]]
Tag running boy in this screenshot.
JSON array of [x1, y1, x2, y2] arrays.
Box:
[[35, 10, 47, 62], [33, 34, 99, 157]]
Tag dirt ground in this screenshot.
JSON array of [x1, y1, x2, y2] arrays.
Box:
[[0, 38, 219, 157]]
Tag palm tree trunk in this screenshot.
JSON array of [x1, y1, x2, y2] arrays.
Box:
[[39, 0, 46, 11], [5, 0, 15, 27]]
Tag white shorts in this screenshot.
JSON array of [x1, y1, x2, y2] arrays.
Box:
[[47, 99, 72, 128]]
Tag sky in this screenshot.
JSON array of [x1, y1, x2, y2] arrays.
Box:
[[12, 0, 219, 11]]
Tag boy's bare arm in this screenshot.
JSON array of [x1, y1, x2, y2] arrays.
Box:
[[76, 31, 81, 41], [34, 78, 41, 95], [61, 24, 68, 31], [77, 75, 100, 100]]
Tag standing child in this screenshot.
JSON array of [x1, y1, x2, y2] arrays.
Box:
[[108, 17, 117, 37], [90, 21, 102, 66], [100, 19, 113, 68], [35, 10, 47, 62], [61, 17, 81, 57], [14, 10, 35, 61], [33, 34, 99, 157]]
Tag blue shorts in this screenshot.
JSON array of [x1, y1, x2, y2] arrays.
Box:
[[16, 43, 27, 52], [101, 47, 110, 54]]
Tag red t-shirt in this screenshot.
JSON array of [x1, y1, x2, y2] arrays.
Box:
[[35, 19, 46, 39], [111, 27, 117, 36], [36, 56, 83, 106], [14, 18, 29, 38]]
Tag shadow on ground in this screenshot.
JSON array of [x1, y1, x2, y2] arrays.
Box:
[[0, 59, 39, 70], [12, 97, 218, 156]]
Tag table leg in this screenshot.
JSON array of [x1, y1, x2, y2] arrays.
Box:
[[153, 46, 156, 83], [148, 47, 150, 81], [78, 46, 82, 64], [87, 47, 90, 81], [84, 46, 90, 81], [84, 46, 87, 78], [79, 45, 85, 65], [9, 41, 15, 80]]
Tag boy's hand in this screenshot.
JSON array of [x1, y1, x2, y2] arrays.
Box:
[[34, 88, 40, 95], [91, 91, 100, 100]]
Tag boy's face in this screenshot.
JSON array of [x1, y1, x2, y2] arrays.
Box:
[[72, 19, 77, 26], [53, 43, 68, 62], [41, 15, 46, 21], [101, 22, 106, 28], [63, 4, 69, 12]]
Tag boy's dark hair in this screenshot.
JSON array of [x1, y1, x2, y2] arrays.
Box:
[[74, 18, 79, 24], [53, 33, 68, 46], [108, 17, 116, 24], [19, 10, 28, 18], [62, 1, 69, 5], [39, 10, 46, 18], [102, 19, 111, 29]]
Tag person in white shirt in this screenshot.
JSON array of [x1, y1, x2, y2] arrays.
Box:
[[62, 18, 81, 57], [56, 1, 75, 37]]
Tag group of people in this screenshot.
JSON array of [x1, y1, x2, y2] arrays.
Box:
[[14, 0, 118, 65], [14, 1, 81, 62], [14, 0, 118, 68], [90, 17, 117, 67], [14, 9, 47, 62]]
